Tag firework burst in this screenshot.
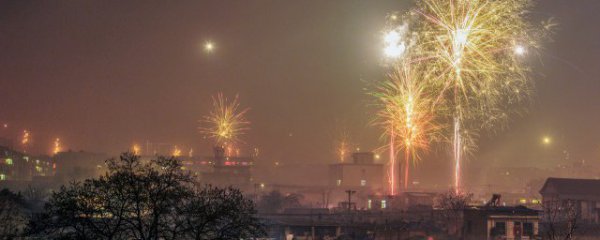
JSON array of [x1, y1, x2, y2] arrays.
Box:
[[414, 0, 534, 120], [200, 93, 250, 147], [374, 0, 546, 193], [373, 62, 443, 194], [53, 138, 62, 155], [333, 125, 353, 163], [132, 143, 141, 155], [411, 0, 535, 192]]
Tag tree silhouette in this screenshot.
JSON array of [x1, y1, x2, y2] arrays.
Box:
[[256, 190, 303, 214], [0, 189, 30, 239], [28, 152, 263, 240]]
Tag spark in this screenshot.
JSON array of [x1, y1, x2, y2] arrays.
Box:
[[334, 126, 352, 163], [22, 130, 30, 145], [200, 93, 250, 147], [337, 141, 349, 163], [53, 138, 62, 155], [389, 130, 396, 195]]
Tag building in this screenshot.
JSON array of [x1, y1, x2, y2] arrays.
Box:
[[328, 152, 385, 209], [201, 146, 254, 188], [539, 177, 600, 223], [462, 205, 540, 240], [328, 152, 384, 190], [52, 150, 108, 183], [260, 209, 443, 240], [0, 145, 53, 181]]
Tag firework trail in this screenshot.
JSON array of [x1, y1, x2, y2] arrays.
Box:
[[373, 63, 442, 194]]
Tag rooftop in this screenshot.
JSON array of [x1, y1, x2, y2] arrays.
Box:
[[540, 177, 600, 197]]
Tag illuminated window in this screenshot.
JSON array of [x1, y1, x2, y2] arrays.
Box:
[[519, 198, 527, 204], [381, 200, 387, 209], [336, 179, 342, 186], [360, 180, 367, 186], [531, 199, 540, 204], [35, 166, 42, 172], [5, 158, 12, 165], [367, 199, 372, 209], [0, 174, 5, 180]]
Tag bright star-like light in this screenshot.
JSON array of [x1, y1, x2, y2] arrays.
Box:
[[383, 30, 406, 59], [204, 41, 215, 53], [514, 45, 526, 56], [543, 136, 551, 145]]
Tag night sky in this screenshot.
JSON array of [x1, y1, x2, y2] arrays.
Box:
[[1, 0, 600, 183]]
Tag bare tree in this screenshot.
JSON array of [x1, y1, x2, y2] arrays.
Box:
[[256, 190, 303, 214], [434, 189, 473, 237], [176, 185, 263, 240], [28, 152, 263, 240], [0, 189, 29, 240], [541, 199, 579, 240]]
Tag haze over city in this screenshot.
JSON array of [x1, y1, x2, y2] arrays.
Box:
[[1, 1, 600, 239], [2, 1, 599, 167]]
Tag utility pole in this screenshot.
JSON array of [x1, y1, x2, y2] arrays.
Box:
[[345, 190, 356, 211]]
